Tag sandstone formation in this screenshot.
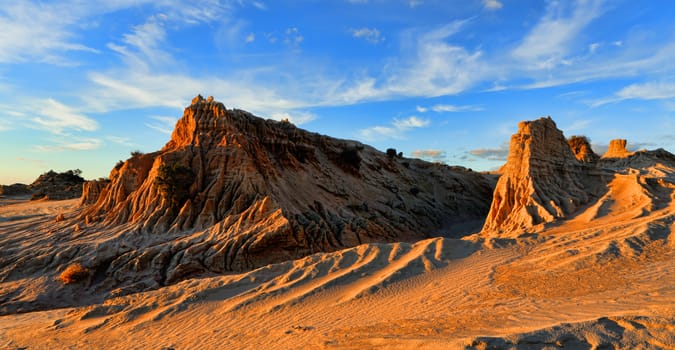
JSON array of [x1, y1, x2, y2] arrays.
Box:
[[482, 117, 675, 235], [1, 95, 493, 306], [80, 179, 110, 205], [602, 138, 631, 158], [482, 117, 606, 233], [567, 135, 599, 163]]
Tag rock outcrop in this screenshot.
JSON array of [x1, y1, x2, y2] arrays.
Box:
[[30, 170, 85, 200], [13, 95, 494, 298], [80, 179, 110, 205], [567, 135, 599, 163], [603, 139, 631, 158], [1, 170, 85, 200], [482, 117, 606, 233], [0, 183, 31, 197]]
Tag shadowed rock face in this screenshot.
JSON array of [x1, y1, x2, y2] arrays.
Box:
[[51, 96, 494, 298], [482, 117, 606, 233]]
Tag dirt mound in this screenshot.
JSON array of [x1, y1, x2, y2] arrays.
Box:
[[29, 169, 85, 200], [0, 183, 31, 197]]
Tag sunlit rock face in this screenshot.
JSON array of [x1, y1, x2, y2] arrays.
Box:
[[26, 95, 494, 299], [482, 117, 605, 234]]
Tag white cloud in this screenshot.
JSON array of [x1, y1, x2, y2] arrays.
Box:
[[431, 104, 483, 112], [411, 149, 446, 162], [0, 119, 12, 131], [470, 142, 510, 161], [0, 2, 98, 64], [351, 28, 384, 44], [145, 115, 178, 134], [246, 33, 256, 43], [284, 27, 304, 46], [616, 82, 675, 101], [393, 116, 429, 129], [269, 111, 316, 125], [359, 116, 430, 140], [409, 0, 423, 8], [106, 136, 135, 147], [336, 20, 485, 103], [483, 0, 503, 10], [0, 0, 234, 65], [588, 42, 601, 53], [563, 119, 591, 132], [592, 82, 675, 107], [512, 0, 605, 69], [108, 16, 172, 70], [35, 138, 102, 152], [416, 106, 428, 113], [32, 99, 98, 134]]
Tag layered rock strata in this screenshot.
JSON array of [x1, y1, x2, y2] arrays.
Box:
[[482, 117, 605, 233], [603, 139, 632, 158], [19, 95, 494, 299]]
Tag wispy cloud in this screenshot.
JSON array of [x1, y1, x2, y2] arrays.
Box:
[[408, 0, 423, 8], [0, 2, 99, 64], [146, 115, 179, 134], [359, 116, 430, 140], [563, 119, 592, 132], [411, 149, 446, 162], [269, 111, 316, 125], [430, 104, 483, 112], [351, 27, 384, 44], [106, 136, 135, 147], [35, 138, 102, 152], [32, 99, 98, 134], [337, 20, 484, 102], [469, 142, 509, 161], [284, 27, 304, 46], [108, 15, 172, 70], [0, 119, 12, 131], [512, 0, 605, 69], [591, 82, 675, 107], [483, 0, 503, 10]]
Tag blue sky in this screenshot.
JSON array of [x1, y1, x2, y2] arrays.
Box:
[[1, 0, 674, 184]]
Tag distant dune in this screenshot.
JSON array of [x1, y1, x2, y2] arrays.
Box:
[[1, 98, 673, 349]]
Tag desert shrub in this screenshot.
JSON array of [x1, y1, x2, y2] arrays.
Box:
[[155, 163, 194, 210], [386, 148, 397, 158], [59, 263, 90, 284], [130, 150, 144, 157]]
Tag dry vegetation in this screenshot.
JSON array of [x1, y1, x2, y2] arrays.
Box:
[[58, 263, 90, 285]]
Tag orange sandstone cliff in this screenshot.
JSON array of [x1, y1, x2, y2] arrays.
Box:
[[2, 96, 493, 308]]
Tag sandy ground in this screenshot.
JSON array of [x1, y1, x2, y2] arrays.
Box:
[[0, 168, 674, 350]]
